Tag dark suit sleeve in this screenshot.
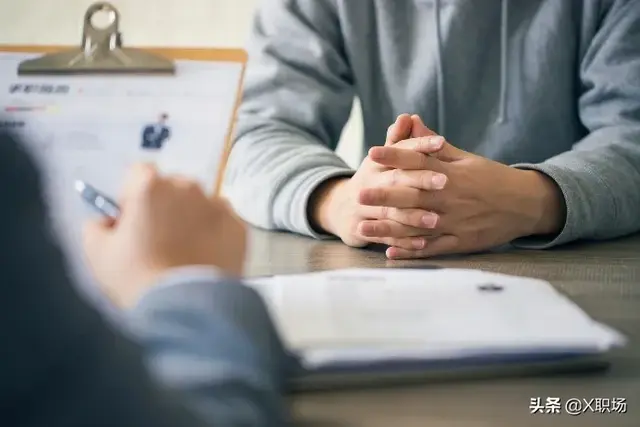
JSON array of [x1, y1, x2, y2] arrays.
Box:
[[129, 269, 298, 426], [0, 130, 239, 427]]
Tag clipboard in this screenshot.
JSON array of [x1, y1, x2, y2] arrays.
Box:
[[0, 1, 247, 195]]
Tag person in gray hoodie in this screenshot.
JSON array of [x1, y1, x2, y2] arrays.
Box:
[[224, 0, 640, 259]]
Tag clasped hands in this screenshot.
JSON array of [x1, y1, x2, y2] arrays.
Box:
[[313, 114, 565, 259]]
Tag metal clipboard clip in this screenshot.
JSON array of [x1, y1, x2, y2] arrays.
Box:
[[18, 2, 175, 75]]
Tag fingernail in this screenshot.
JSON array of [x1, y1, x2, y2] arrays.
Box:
[[428, 136, 445, 149], [431, 173, 447, 189], [385, 247, 396, 259], [412, 238, 426, 249], [421, 214, 438, 228]]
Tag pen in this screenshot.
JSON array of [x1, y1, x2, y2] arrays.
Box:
[[75, 180, 121, 219]]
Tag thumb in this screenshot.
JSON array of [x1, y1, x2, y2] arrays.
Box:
[[409, 115, 467, 160], [385, 114, 413, 146], [410, 115, 437, 138], [413, 136, 469, 161]]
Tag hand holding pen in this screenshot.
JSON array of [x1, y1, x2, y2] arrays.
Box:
[[75, 180, 121, 220], [76, 164, 248, 307]]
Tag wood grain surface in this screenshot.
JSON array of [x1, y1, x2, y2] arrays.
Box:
[[246, 229, 640, 427]]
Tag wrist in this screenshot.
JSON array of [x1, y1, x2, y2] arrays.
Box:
[[518, 170, 566, 237], [105, 267, 168, 308], [308, 177, 350, 235]]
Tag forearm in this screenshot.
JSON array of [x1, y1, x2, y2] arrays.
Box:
[[129, 268, 299, 426], [512, 126, 640, 248], [511, 0, 640, 248], [224, 0, 356, 237], [224, 128, 353, 237]]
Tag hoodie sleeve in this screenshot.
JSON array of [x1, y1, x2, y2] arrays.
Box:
[[222, 0, 355, 238], [511, 0, 640, 248]]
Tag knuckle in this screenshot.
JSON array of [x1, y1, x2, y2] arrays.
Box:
[[405, 209, 426, 228], [385, 206, 402, 222], [366, 222, 381, 236], [409, 187, 423, 206], [389, 168, 401, 186], [376, 189, 388, 204], [381, 237, 398, 247], [389, 237, 415, 250], [420, 171, 434, 189], [394, 138, 412, 149], [417, 191, 431, 210], [379, 221, 393, 236], [419, 153, 432, 170], [435, 193, 448, 211], [414, 137, 428, 151], [379, 205, 390, 219], [406, 137, 425, 152], [350, 221, 362, 238]]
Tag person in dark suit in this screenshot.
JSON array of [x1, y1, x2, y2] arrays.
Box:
[[0, 128, 295, 426], [141, 113, 171, 149]]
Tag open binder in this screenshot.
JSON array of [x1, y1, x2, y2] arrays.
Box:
[[246, 268, 626, 391]]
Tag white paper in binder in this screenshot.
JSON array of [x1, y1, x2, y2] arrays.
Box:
[[247, 268, 626, 376]]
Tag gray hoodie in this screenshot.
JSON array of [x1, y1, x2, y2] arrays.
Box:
[[224, 0, 640, 248]]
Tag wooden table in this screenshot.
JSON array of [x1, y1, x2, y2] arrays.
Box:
[[245, 229, 640, 427]]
